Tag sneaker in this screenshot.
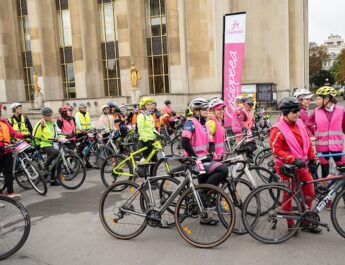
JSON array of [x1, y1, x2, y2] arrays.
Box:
[[50, 180, 61, 186], [200, 218, 219, 226], [301, 226, 322, 234], [7, 193, 22, 200]]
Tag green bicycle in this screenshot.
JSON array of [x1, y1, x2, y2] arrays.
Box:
[[100, 138, 182, 188]]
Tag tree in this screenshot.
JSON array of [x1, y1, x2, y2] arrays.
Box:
[[309, 42, 328, 87], [331, 49, 345, 85], [310, 70, 335, 89]]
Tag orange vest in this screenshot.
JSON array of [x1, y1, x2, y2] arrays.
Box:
[[132, 113, 138, 125], [0, 120, 11, 145], [153, 113, 160, 129]]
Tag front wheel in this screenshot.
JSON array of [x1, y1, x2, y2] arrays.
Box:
[[57, 154, 86, 190], [331, 187, 345, 238], [175, 184, 235, 248], [22, 159, 47, 195], [170, 135, 183, 156]]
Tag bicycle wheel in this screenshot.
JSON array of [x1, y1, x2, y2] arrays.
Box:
[[14, 159, 32, 190], [175, 184, 235, 248], [100, 154, 133, 188], [99, 180, 148, 239], [221, 178, 255, 234], [331, 187, 345, 238], [254, 148, 275, 173], [96, 145, 115, 168], [22, 159, 47, 195], [170, 135, 183, 156], [56, 154, 86, 190], [85, 144, 99, 168], [0, 173, 4, 192], [0, 197, 31, 260], [151, 157, 184, 177], [242, 184, 302, 244]]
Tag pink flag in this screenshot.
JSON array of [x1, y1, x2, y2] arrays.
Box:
[[223, 13, 246, 128]]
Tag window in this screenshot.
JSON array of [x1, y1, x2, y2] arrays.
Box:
[[17, 0, 34, 101], [144, 0, 169, 94], [98, 0, 121, 96], [56, 0, 76, 99]]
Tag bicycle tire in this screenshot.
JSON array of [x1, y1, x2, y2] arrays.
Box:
[[220, 178, 255, 235], [237, 165, 275, 186], [0, 196, 31, 260], [99, 180, 148, 239], [100, 154, 134, 188], [96, 145, 115, 168], [85, 144, 99, 168], [23, 159, 47, 195], [170, 135, 183, 156], [56, 154, 86, 190], [0, 173, 4, 192], [331, 187, 345, 238], [242, 184, 302, 244], [175, 183, 235, 248]]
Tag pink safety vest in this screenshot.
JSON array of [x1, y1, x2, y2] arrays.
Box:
[[315, 105, 344, 152], [182, 117, 210, 157], [209, 115, 225, 159], [242, 109, 254, 130], [59, 117, 76, 135], [231, 107, 242, 134], [273, 118, 310, 162]]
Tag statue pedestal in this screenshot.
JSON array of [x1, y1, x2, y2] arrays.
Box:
[[130, 88, 140, 104], [34, 92, 44, 108]]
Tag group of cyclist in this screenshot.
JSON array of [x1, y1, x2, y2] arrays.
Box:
[[270, 86, 345, 233]]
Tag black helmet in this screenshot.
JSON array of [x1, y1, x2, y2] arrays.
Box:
[[279, 97, 300, 110], [41, 107, 53, 116], [244, 98, 254, 107], [164, 100, 171, 105]]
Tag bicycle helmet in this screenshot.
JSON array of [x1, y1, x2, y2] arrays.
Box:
[[315, 86, 337, 98], [293, 88, 313, 100], [78, 103, 87, 109], [208, 97, 225, 110], [139, 97, 154, 109], [189, 98, 209, 110], [41, 107, 53, 116], [10, 102, 22, 112], [164, 100, 171, 105], [244, 98, 254, 107], [101, 104, 109, 112], [59, 105, 72, 115]]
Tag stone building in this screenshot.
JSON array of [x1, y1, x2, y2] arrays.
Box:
[[0, 0, 308, 116], [322, 34, 345, 71]]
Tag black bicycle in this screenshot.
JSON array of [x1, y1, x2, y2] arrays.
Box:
[[0, 196, 31, 260]]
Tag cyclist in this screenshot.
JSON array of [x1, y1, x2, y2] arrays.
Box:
[[151, 101, 161, 132], [0, 104, 23, 199], [113, 104, 127, 137], [181, 98, 228, 187], [207, 97, 226, 161], [163, 99, 173, 116], [8, 102, 33, 139], [293, 88, 314, 137], [309, 86, 345, 179], [75, 103, 92, 133], [270, 97, 319, 233], [99, 105, 115, 130], [137, 97, 158, 167], [231, 95, 244, 136], [238, 97, 255, 132], [127, 104, 139, 128], [57, 105, 76, 136], [33, 107, 60, 186]]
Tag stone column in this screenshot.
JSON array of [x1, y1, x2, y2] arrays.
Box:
[[27, 0, 63, 101], [69, 0, 104, 98], [0, 0, 26, 102]]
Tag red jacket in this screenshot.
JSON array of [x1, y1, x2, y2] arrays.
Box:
[[270, 119, 316, 165]]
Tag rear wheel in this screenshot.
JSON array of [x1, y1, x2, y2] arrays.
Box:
[[22, 159, 47, 195], [331, 188, 345, 238], [170, 135, 183, 156], [57, 154, 86, 190]]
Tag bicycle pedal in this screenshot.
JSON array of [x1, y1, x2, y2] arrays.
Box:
[[319, 222, 330, 232]]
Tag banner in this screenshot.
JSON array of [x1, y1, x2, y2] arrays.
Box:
[[222, 12, 246, 128]]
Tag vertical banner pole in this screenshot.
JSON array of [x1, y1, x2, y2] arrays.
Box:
[[222, 12, 247, 128]]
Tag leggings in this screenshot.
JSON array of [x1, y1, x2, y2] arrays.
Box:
[[199, 162, 228, 186], [0, 153, 14, 193]]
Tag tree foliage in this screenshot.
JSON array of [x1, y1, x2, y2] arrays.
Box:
[[331, 49, 345, 85]]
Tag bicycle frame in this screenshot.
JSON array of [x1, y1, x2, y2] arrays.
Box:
[[120, 168, 203, 224]]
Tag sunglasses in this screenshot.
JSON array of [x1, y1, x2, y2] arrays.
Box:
[[291, 108, 300, 114], [200, 108, 209, 111]]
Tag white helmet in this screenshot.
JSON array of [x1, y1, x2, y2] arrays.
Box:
[[189, 98, 209, 110], [293, 89, 313, 100], [101, 105, 109, 112], [10, 102, 22, 112], [208, 97, 225, 109]]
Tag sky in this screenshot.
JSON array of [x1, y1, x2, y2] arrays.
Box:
[[309, 0, 345, 44]]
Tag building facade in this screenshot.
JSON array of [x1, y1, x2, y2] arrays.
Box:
[[0, 0, 308, 116], [322, 34, 345, 71]]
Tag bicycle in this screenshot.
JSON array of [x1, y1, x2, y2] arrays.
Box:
[[99, 157, 235, 248], [11, 140, 47, 195], [242, 162, 345, 244], [0, 195, 31, 260], [100, 136, 174, 188], [33, 137, 86, 190]]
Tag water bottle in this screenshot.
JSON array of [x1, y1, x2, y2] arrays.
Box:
[[196, 159, 206, 174]]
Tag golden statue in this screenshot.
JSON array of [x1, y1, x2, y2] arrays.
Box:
[[130, 64, 141, 88], [33, 72, 41, 94]]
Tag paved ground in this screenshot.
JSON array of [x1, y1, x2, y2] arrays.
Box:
[[5, 99, 345, 265]]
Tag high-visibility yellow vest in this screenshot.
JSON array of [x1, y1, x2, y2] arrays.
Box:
[[8, 115, 29, 135], [76, 112, 91, 132]]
